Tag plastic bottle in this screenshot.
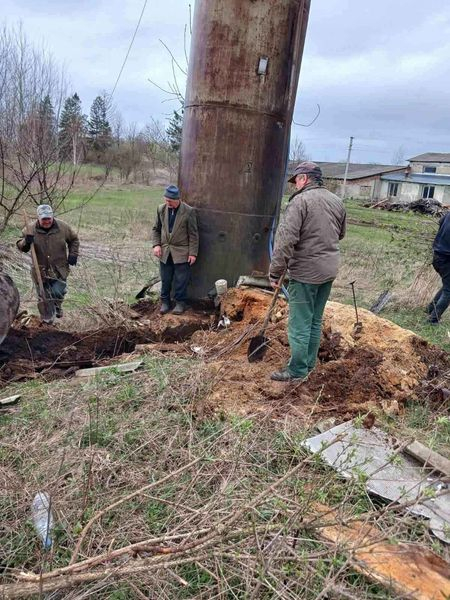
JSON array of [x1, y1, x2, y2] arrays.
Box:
[[31, 492, 53, 549]]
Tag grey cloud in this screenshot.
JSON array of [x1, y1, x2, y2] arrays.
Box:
[[3, 0, 450, 163]]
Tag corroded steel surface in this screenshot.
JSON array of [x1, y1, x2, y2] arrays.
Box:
[[180, 0, 311, 298], [0, 273, 20, 345]]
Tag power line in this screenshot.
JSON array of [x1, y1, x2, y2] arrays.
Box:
[[111, 0, 149, 98]]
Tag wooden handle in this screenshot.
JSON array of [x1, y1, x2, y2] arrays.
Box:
[[260, 271, 287, 333], [23, 210, 46, 295]]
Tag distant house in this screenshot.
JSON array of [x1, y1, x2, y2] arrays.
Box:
[[287, 161, 406, 200], [380, 153, 450, 206], [288, 153, 450, 206]]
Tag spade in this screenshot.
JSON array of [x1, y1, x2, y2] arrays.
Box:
[[247, 271, 286, 363]]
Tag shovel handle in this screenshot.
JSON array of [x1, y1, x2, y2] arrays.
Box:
[[260, 271, 286, 333], [23, 210, 46, 297]]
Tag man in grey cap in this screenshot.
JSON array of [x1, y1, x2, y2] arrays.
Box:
[[17, 204, 79, 321], [152, 185, 199, 314], [269, 161, 346, 381]]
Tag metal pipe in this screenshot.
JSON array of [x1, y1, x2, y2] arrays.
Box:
[[179, 0, 311, 298], [0, 273, 20, 346]]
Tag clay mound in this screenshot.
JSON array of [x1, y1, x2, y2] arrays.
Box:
[[195, 288, 448, 420]]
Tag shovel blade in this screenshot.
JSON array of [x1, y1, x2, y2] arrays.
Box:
[[38, 299, 56, 323], [247, 335, 269, 363], [135, 286, 149, 299]]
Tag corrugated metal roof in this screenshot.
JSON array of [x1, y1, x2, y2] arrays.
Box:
[[408, 152, 450, 163], [381, 172, 450, 185], [287, 161, 405, 180]]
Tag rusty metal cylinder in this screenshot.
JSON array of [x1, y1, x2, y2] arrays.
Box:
[[179, 0, 311, 298], [0, 273, 20, 346]]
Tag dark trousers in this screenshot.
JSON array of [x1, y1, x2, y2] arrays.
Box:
[[35, 278, 67, 305], [428, 253, 450, 322], [160, 255, 190, 303]]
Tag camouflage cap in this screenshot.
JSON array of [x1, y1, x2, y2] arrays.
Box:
[[288, 161, 322, 183]]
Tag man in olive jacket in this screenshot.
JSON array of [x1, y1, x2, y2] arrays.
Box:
[[17, 204, 79, 321], [269, 162, 346, 382], [152, 185, 199, 314]]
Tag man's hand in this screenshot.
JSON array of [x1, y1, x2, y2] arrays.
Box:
[[270, 279, 278, 289], [153, 245, 162, 258], [68, 255, 78, 266], [25, 234, 34, 245], [188, 255, 197, 266]]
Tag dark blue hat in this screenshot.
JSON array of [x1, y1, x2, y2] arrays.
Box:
[[164, 185, 180, 200]]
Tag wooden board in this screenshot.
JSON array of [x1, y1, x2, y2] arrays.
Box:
[[405, 440, 450, 477], [313, 504, 450, 600]]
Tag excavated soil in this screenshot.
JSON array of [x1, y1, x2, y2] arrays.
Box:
[[0, 305, 212, 384], [1, 288, 448, 421]]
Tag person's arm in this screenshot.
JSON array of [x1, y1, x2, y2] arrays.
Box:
[[188, 209, 199, 264], [339, 211, 347, 240], [269, 200, 305, 282], [16, 228, 33, 253], [66, 224, 80, 264], [152, 207, 163, 258]]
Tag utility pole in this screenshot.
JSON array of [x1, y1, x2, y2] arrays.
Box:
[[342, 136, 354, 199]]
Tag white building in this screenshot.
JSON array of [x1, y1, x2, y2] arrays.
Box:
[[380, 153, 450, 206]]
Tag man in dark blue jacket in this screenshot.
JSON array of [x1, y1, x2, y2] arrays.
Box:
[[427, 211, 450, 324]]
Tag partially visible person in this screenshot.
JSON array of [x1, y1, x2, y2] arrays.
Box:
[[17, 204, 79, 322], [426, 211, 450, 324], [269, 162, 346, 382], [152, 185, 199, 314]]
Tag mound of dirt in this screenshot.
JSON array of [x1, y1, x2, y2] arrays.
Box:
[[193, 289, 448, 420]]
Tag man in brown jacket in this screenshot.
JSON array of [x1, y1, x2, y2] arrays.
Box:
[[17, 204, 79, 321], [152, 185, 199, 314], [269, 162, 346, 381]]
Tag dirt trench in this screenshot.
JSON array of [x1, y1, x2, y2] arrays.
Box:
[[0, 289, 448, 422], [0, 302, 213, 385]]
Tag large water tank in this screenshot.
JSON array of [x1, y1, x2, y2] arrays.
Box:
[[179, 0, 311, 298]]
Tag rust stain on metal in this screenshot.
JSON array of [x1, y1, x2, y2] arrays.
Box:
[[179, 1, 311, 298]]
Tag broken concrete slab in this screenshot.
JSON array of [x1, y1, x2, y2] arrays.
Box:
[[303, 421, 450, 544], [0, 394, 21, 407], [75, 360, 143, 378]]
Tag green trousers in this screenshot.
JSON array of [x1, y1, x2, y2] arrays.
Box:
[[287, 279, 333, 378]]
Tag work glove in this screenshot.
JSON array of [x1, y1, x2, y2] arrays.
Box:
[[25, 234, 34, 245], [68, 255, 78, 266]]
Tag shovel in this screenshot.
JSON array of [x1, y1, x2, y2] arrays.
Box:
[[349, 280, 363, 335], [23, 211, 55, 323], [135, 276, 161, 299], [247, 271, 286, 363]]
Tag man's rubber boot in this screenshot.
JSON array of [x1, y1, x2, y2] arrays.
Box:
[[172, 302, 185, 315], [270, 370, 305, 382], [160, 301, 170, 314]]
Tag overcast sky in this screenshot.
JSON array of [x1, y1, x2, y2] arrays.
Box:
[[3, 0, 450, 163]]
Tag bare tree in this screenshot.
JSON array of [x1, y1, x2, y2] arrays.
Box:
[[289, 137, 309, 162], [0, 24, 79, 232], [142, 119, 179, 180], [391, 145, 406, 165]]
